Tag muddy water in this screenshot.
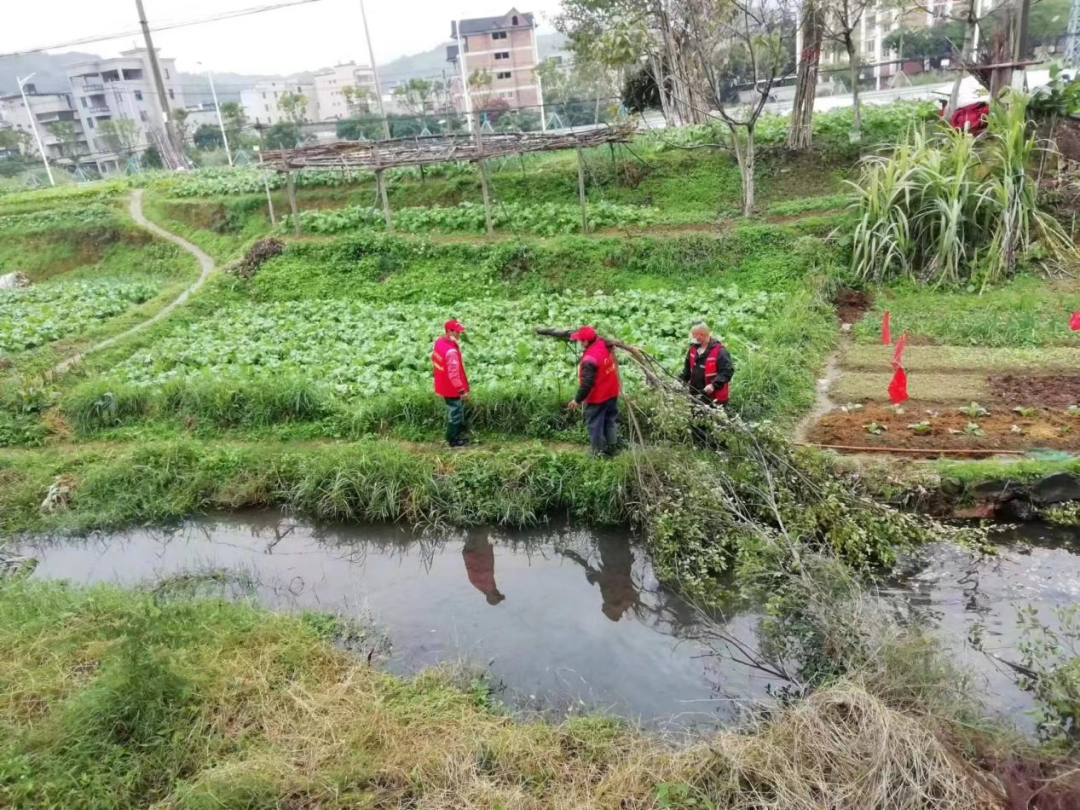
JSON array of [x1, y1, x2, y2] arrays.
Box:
[[11, 514, 1080, 733], [11, 513, 768, 730]]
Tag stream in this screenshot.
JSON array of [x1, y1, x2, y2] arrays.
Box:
[[9, 513, 1080, 734]]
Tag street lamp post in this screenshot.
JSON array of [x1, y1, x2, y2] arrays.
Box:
[[199, 62, 233, 166], [17, 74, 56, 187]]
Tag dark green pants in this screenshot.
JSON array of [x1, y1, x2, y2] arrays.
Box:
[[443, 396, 466, 445]]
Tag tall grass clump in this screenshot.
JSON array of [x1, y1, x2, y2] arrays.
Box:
[[850, 92, 1073, 288]]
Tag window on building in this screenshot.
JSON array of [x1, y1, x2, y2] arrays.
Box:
[[168, 89, 175, 99], [512, 15, 518, 24], [87, 118, 95, 129], [501, 91, 515, 99], [496, 71, 511, 80], [139, 110, 149, 122], [80, 98, 87, 108], [494, 51, 510, 60], [164, 68, 170, 79], [492, 30, 507, 39], [262, 92, 267, 99], [134, 90, 143, 101], [864, 39, 876, 54]]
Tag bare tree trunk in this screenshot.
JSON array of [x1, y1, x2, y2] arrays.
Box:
[[948, 0, 978, 116], [788, 0, 824, 150], [730, 124, 756, 217], [650, 54, 676, 126], [845, 32, 862, 141]]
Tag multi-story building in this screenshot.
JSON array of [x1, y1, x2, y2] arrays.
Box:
[[241, 79, 319, 126], [66, 48, 186, 174], [0, 85, 88, 164], [313, 62, 376, 121], [447, 8, 542, 113]]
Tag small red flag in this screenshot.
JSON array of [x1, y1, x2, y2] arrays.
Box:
[[1070, 311, 1080, 332], [891, 331, 908, 369], [888, 366, 909, 404], [881, 311, 891, 345]]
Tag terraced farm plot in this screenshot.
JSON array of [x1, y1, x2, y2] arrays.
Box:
[[0, 279, 159, 353], [112, 287, 780, 397]]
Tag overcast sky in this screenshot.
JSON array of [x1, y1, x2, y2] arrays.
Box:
[[1, 0, 565, 77]]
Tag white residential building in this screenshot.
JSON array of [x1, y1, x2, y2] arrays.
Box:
[[0, 85, 88, 164], [241, 79, 319, 126], [313, 62, 376, 121], [66, 48, 186, 174]]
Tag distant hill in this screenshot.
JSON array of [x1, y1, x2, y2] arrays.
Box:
[[378, 31, 567, 89], [0, 52, 100, 96]]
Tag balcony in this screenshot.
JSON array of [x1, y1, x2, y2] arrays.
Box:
[[81, 83, 104, 93], [88, 106, 110, 114]]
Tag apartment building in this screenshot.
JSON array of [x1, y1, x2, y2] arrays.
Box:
[[240, 79, 319, 126], [447, 8, 542, 112], [0, 85, 87, 164], [314, 62, 377, 121], [66, 48, 186, 174]]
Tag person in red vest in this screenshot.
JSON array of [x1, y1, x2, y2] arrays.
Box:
[[682, 321, 734, 405], [462, 533, 505, 605], [681, 321, 734, 446], [566, 325, 621, 456], [432, 318, 470, 447]]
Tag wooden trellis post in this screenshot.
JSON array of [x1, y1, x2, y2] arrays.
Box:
[[285, 169, 301, 236], [575, 143, 589, 235], [377, 169, 392, 231]]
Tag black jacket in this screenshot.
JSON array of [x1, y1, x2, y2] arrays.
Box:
[[681, 338, 734, 393]]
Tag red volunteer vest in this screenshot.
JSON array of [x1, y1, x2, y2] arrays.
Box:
[[432, 336, 468, 397], [579, 340, 620, 404], [689, 342, 729, 403]]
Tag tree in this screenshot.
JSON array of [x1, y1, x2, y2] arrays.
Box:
[[142, 145, 163, 169], [98, 118, 140, 155], [622, 62, 663, 112], [787, 0, 825, 149], [278, 93, 309, 124], [341, 85, 371, 116], [821, 0, 877, 142], [0, 128, 33, 157], [220, 102, 248, 138], [172, 108, 191, 147], [264, 122, 302, 149], [393, 78, 436, 117], [468, 69, 496, 111], [193, 124, 225, 150], [47, 121, 81, 160], [682, 0, 796, 216]]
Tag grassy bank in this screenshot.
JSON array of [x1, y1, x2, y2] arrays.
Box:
[[0, 574, 1037, 809]]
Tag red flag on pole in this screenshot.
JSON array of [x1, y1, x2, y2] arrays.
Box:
[[881, 311, 891, 345], [1070, 311, 1080, 332], [888, 366, 909, 404], [891, 331, 908, 369]]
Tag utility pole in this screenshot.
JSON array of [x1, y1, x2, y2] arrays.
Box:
[[134, 0, 181, 166], [358, 0, 391, 140], [17, 74, 55, 186], [201, 63, 233, 166], [1069, 0, 1080, 67], [455, 19, 474, 133]]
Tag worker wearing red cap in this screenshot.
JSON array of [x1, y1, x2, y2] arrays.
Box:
[[432, 319, 470, 447], [567, 325, 621, 456]]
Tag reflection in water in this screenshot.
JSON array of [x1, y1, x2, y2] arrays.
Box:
[[16, 513, 1080, 733], [462, 534, 505, 606], [13, 512, 766, 729]]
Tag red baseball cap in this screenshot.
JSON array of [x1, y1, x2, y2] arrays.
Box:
[[569, 325, 597, 342], [444, 318, 466, 333]]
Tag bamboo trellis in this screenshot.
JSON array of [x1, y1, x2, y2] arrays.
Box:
[[261, 127, 635, 236]]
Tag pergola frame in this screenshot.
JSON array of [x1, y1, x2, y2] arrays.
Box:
[[260, 127, 635, 237]]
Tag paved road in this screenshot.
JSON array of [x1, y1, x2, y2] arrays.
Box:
[[52, 189, 216, 375]]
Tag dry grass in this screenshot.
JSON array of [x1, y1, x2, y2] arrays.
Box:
[[831, 372, 989, 404], [844, 344, 1080, 374], [0, 579, 1015, 809]]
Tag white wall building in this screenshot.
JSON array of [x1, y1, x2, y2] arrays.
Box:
[[241, 79, 319, 126], [313, 62, 376, 121], [66, 48, 186, 174], [0, 85, 88, 164]]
